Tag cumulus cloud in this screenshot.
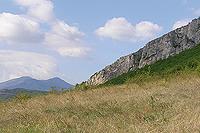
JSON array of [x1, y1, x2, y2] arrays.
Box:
[[0, 50, 58, 82], [95, 17, 162, 42], [0, 12, 43, 44], [14, 0, 90, 57], [0, 0, 89, 58], [15, 0, 54, 22], [45, 20, 90, 57], [172, 19, 190, 30]]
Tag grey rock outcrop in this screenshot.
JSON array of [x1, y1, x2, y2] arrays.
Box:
[[86, 49, 143, 85], [87, 18, 200, 85]]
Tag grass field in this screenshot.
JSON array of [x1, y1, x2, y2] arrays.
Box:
[[1, 45, 200, 133], [0, 73, 200, 133]]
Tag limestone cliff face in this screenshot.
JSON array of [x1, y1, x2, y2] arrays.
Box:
[[87, 18, 200, 85], [86, 49, 143, 85], [139, 18, 200, 68]]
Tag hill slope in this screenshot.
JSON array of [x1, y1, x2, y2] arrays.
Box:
[[87, 18, 200, 85], [2, 18, 200, 133], [104, 43, 200, 86], [1, 44, 200, 132], [0, 75, 200, 132], [0, 76, 73, 91]]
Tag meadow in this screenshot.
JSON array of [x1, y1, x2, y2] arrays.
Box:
[[0, 73, 200, 132], [1, 45, 200, 132]]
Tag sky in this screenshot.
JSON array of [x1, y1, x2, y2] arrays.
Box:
[[0, 0, 199, 84]]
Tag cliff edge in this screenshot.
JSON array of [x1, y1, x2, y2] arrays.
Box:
[[87, 18, 200, 85]]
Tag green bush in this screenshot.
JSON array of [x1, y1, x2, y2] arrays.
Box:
[[15, 93, 32, 102], [169, 65, 185, 74], [75, 82, 92, 90], [186, 60, 199, 69]]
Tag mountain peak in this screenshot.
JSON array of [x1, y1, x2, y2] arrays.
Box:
[[0, 77, 73, 91], [18, 76, 33, 80], [48, 77, 63, 80]]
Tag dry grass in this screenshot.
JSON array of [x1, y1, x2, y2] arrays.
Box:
[[1, 75, 200, 133]]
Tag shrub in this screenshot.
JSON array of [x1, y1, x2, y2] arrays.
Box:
[[15, 93, 32, 102], [186, 59, 199, 69], [169, 65, 185, 74]]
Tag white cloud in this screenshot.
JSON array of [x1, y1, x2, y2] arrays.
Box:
[[45, 20, 90, 57], [15, 0, 54, 22], [0, 50, 58, 82], [0, 0, 90, 58], [95, 17, 162, 42], [0, 12, 43, 44], [172, 19, 190, 30], [14, 0, 90, 57]]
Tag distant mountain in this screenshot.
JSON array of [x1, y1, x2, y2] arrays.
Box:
[[0, 88, 46, 101], [0, 76, 73, 91]]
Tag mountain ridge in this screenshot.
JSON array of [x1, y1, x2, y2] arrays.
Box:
[[87, 17, 200, 85], [0, 76, 73, 91]]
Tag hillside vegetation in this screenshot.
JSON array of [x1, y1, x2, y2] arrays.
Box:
[[1, 45, 200, 132], [104, 44, 200, 86], [1, 75, 200, 132]]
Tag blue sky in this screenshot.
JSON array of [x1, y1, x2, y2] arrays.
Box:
[[0, 0, 199, 84]]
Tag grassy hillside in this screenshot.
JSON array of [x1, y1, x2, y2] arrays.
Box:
[[1, 45, 200, 132], [0, 75, 200, 132], [104, 44, 200, 86]]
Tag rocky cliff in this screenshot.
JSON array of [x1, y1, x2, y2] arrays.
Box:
[[87, 18, 200, 85]]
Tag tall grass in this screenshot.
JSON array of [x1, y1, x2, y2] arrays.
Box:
[[0, 74, 200, 132], [1, 45, 200, 132]]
